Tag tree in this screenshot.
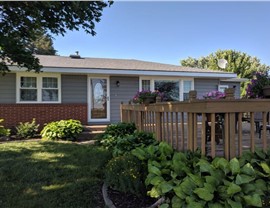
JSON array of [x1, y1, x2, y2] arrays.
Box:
[[180, 50, 269, 79], [28, 31, 57, 55], [0, 1, 112, 73]]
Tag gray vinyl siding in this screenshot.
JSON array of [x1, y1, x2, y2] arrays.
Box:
[[110, 76, 139, 123], [0, 73, 16, 103], [194, 78, 219, 99], [194, 78, 241, 99], [220, 81, 240, 98], [61, 75, 87, 103]]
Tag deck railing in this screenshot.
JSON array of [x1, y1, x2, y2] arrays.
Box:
[[120, 89, 270, 160]]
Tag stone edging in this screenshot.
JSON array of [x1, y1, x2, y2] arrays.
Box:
[[102, 183, 116, 208]]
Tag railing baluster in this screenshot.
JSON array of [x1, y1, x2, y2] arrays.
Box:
[[201, 113, 206, 156], [181, 112, 185, 151], [238, 112, 243, 157], [210, 113, 216, 158], [170, 112, 174, 147], [166, 112, 169, 144], [224, 113, 229, 160], [229, 113, 236, 159], [175, 112, 179, 150], [193, 113, 197, 151], [250, 112, 255, 152], [120, 97, 270, 160], [262, 112, 267, 151]]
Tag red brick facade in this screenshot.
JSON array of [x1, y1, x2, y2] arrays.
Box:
[[0, 104, 88, 128]]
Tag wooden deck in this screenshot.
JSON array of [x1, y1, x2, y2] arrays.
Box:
[[121, 89, 270, 159], [151, 121, 268, 158]]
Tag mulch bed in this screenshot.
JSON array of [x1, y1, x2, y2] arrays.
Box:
[[107, 188, 156, 208]]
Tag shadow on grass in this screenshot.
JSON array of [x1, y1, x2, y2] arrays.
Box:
[[0, 141, 112, 208]]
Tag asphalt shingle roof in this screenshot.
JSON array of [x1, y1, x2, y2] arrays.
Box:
[[36, 55, 232, 74]]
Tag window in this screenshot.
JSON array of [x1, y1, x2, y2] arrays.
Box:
[[142, 80, 150, 91], [154, 80, 179, 101], [17, 73, 61, 103], [183, 80, 192, 100], [218, 85, 228, 93], [42, 77, 58, 101], [140, 77, 194, 101], [20, 77, 37, 101]]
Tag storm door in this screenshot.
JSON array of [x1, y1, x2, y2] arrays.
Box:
[[89, 77, 110, 122]]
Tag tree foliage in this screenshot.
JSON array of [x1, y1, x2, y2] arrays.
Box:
[[0, 1, 112, 73], [180, 50, 269, 79], [28, 31, 57, 55]]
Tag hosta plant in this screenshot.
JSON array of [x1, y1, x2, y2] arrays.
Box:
[[0, 119, 10, 137], [16, 118, 39, 139], [41, 119, 83, 141], [132, 142, 270, 208]]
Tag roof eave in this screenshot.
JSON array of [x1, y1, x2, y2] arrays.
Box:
[[8, 66, 237, 79]]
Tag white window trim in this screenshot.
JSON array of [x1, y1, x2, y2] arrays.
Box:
[[139, 76, 194, 101], [182, 79, 194, 101], [16, 72, 61, 103], [218, 85, 229, 93]]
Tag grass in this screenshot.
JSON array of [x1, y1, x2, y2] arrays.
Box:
[[0, 141, 112, 208]]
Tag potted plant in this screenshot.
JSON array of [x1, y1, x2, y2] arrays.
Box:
[[246, 71, 270, 98], [132, 90, 163, 104]]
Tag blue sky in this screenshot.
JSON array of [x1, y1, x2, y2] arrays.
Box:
[[53, 1, 270, 66]]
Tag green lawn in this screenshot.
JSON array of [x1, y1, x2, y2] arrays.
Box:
[[0, 141, 111, 208]]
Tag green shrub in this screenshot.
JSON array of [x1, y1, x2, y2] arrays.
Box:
[[0, 119, 10, 137], [132, 142, 270, 208], [112, 131, 158, 157], [16, 118, 39, 139], [105, 154, 147, 196], [97, 122, 137, 149], [41, 119, 83, 141], [104, 122, 136, 137]]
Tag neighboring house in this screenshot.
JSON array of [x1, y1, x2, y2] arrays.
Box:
[[0, 54, 243, 128]]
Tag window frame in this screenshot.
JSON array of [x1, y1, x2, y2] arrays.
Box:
[[218, 85, 229, 93], [139, 76, 194, 101], [16, 72, 61, 103]]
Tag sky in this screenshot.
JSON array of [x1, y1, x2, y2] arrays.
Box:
[[53, 1, 270, 66]]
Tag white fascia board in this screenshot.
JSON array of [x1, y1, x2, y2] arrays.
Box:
[[220, 77, 249, 82], [9, 66, 237, 78]]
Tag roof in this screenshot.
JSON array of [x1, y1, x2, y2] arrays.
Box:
[[36, 55, 232, 74], [9, 55, 237, 78]]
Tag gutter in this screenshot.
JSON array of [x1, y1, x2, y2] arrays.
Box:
[[8, 66, 237, 79]]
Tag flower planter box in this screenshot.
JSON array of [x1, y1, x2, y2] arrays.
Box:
[[263, 86, 270, 98]]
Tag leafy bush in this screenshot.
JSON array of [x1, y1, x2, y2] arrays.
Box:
[[103, 122, 136, 137], [112, 131, 158, 157], [96, 122, 136, 149], [105, 153, 147, 196], [16, 118, 39, 139], [97, 122, 157, 156], [132, 142, 270, 208], [0, 119, 10, 137], [41, 119, 83, 141]]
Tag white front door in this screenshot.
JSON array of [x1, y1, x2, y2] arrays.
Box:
[[88, 77, 110, 122]]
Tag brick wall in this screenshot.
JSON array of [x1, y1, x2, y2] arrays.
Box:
[[0, 104, 88, 129]]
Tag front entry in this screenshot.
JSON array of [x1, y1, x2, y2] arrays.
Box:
[[89, 77, 110, 122]]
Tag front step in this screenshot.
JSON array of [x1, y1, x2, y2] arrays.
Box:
[[77, 125, 108, 141]]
